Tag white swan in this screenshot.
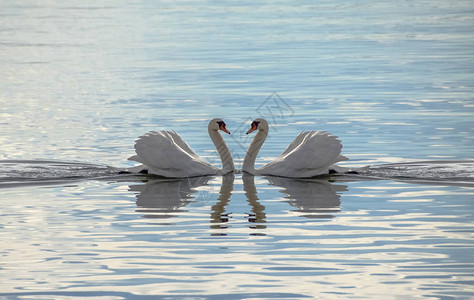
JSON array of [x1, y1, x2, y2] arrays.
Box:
[[128, 118, 234, 178], [242, 118, 348, 178]]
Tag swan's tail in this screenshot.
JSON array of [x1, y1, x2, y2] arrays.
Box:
[[125, 164, 148, 174], [337, 155, 349, 162]]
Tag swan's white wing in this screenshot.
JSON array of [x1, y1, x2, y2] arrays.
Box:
[[279, 131, 310, 156], [259, 131, 347, 178], [168, 130, 199, 157], [128, 131, 218, 177]]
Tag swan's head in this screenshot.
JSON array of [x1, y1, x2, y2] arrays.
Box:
[[209, 118, 231, 134], [246, 118, 268, 134]]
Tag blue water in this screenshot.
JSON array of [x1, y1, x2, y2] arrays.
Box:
[[1, 0, 473, 298]]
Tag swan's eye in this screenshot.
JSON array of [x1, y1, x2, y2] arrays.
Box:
[[251, 121, 260, 128], [217, 121, 226, 127]]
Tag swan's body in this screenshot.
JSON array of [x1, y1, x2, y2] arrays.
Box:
[[243, 118, 348, 178], [128, 118, 234, 178]]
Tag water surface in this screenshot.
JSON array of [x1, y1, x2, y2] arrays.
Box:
[[1, 0, 473, 298]]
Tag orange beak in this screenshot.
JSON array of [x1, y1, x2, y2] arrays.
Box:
[[219, 123, 231, 134], [246, 123, 258, 134]]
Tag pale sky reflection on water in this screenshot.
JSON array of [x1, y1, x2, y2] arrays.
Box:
[[1, 0, 473, 298]]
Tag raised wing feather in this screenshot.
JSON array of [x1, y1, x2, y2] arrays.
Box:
[[168, 130, 199, 157], [279, 131, 310, 156], [259, 131, 347, 178], [128, 131, 218, 177]]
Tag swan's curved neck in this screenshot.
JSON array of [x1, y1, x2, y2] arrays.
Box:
[[209, 129, 234, 174], [242, 129, 268, 174]]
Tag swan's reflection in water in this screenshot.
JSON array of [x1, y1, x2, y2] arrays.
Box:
[[210, 174, 234, 231], [264, 176, 347, 219], [129, 174, 347, 227], [243, 174, 267, 230], [129, 176, 213, 219]]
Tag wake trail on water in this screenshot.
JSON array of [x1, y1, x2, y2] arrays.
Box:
[[352, 160, 474, 187], [0, 160, 126, 188], [0, 160, 473, 188]]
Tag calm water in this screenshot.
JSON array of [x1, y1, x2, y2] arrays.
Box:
[[1, 0, 474, 299]]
